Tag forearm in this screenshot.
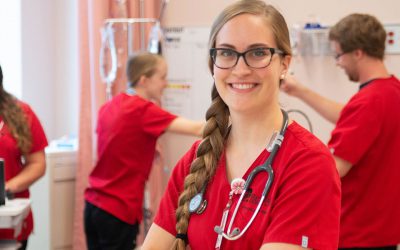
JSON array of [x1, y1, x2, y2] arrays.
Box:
[[298, 88, 344, 124], [142, 224, 175, 250], [6, 151, 46, 194], [167, 117, 205, 137], [334, 156, 352, 177]]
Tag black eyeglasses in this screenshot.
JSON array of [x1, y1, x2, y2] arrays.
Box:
[[210, 47, 285, 69], [334, 51, 348, 60]]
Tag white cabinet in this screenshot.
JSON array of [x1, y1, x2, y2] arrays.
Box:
[[29, 148, 77, 250]]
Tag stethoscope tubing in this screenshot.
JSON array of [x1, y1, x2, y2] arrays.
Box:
[[224, 165, 273, 240], [217, 109, 288, 241]]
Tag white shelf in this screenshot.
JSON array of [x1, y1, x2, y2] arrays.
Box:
[[0, 199, 31, 237]]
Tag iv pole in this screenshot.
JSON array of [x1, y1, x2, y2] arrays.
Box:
[[99, 18, 158, 100]]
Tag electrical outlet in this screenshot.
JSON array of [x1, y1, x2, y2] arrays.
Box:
[[385, 24, 400, 54]]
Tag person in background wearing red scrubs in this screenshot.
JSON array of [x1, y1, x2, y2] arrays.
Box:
[[141, 1, 341, 249], [0, 64, 48, 249], [84, 52, 204, 250], [281, 14, 400, 250]]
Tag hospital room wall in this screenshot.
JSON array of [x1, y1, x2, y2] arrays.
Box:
[[4, 0, 398, 148], [161, 0, 400, 169], [18, 0, 79, 141]]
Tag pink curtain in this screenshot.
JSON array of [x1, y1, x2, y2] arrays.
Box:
[[73, 1, 162, 249]]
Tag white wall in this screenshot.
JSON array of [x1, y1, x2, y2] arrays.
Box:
[[53, 0, 79, 140], [23, 2, 78, 249], [1, 1, 79, 249], [164, 0, 399, 26], [0, 0, 80, 141], [20, 0, 57, 140], [0, 1, 22, 98]]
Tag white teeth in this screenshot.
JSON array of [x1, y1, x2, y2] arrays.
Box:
[[231, 83, 255, 89]]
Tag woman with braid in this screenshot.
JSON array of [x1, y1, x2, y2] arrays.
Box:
[[0, 64, 48, 249], [142, 1, 341, 249]]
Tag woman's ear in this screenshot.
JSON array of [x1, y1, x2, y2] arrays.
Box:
[[136, 75, 147, 88], [280, 55, 291, 77]]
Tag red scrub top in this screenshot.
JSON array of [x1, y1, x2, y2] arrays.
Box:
[[0, 101, 48, 240], [155, 122, 341, 250], [85, 93, 177, 224], [328, 76, 400, 248]]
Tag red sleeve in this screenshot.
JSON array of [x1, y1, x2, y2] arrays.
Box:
[[264, 149, 341, 249], [328, 92, 382, 165], [20, 102, 48, 153], [141, 102, 177, 137], [153, 141, 199, 235]]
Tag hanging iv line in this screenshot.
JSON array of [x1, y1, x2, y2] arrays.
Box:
[[148, 21, 163, 54], [99, 18, 159, 100], [147, 0, 170, 55], [99, 23, 117, 100]]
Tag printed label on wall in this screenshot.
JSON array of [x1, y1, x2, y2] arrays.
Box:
[[162, 26, 213, 120]]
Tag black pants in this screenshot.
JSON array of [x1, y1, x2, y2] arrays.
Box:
[[18, 240, 27, 250], [84, 201, 139, 250], [339, 246, 397, 250]]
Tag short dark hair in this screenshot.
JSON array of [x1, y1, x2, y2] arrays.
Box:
[[329, 13, 386, 60]]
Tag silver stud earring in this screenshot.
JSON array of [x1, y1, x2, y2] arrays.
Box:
[[280, 74, 285, 80]]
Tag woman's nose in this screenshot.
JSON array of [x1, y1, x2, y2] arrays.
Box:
[[232, 56, 251, 75]]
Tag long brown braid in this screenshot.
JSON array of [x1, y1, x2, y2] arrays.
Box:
[[0, 65, 32, 154], [171, 1, 292, 248], [172, 85, 230, 250]]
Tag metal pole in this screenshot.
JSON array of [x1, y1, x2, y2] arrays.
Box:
[[139, 0, 146, 51]]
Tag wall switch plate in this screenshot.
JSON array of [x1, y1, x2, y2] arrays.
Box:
[[385, 24, 400, 54]]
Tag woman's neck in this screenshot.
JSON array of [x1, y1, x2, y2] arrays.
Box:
[[228, 106, 283, 147]]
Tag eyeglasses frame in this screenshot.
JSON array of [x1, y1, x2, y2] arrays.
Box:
[[209, 47, 285, 69], [334, 51, 350, 60]]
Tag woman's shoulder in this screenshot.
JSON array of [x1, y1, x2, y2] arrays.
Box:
[[171, 140, 202, 176], [285, 121, 330, 156], [277, 121, 339, 186], [281, 122, 336, 172], [120, 93, 165, 112], [101, 93, 152, 113], [179, 140, 202, 165], [16, 100, 35, 115]]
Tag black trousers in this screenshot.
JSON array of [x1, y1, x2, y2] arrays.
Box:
[[18, 240, 27, 250], [339, 246, 397, 250], [84, 201, 139, 250]]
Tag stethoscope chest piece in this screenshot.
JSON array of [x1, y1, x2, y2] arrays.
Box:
[[189, 192, 207, 214]]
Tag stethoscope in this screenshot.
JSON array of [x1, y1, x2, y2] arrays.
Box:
[[188, 109, 289, 246]]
